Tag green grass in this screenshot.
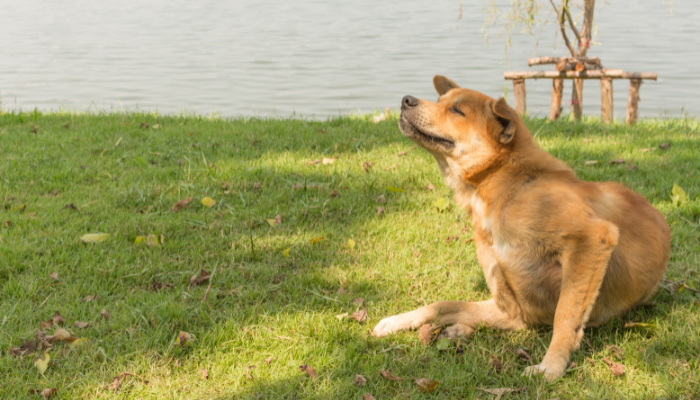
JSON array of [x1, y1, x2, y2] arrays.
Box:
[[1, 110, 699, 399]]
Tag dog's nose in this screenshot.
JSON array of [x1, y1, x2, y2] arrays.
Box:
[[401, 95, 419, 110]]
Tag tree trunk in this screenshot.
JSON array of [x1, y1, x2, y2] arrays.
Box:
[[549, 79, 564, 121], [570, 0, 595, 117], [626, 79, 642, 125], [600, 77, 613, 124], [571, 78, 583, 121]]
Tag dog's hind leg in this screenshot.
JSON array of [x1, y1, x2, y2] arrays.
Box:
[[372, 298, 525, 338]]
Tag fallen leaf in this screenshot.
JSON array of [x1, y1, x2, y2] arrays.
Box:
[[335, 312, 349, 321], [140, 122, 149, 128], [40, 388, 57, 398], [74, 321, 90, 329], [265, 356, 274, 365], [300, 364, 318, 379], [4, 221, 10, 228], [305, 159, 321, 165], [79, 233, 109, 243], [478, 387, 524, 400], [152, 278, 173, 291], [435, 337, 450, 350], [322, 157, 334, 165], [40, 319, 54, 330], [380, 369, 403, 381], [70, 337, 89, 347], [659, 142, 671, 149], [309, 237, 325, 244], [492, 355, 503, 372], [375, 195, 386, 204], [171, 197, 193, 212], [607, 345, 623, 360], [427, 184, 436, 190], [34, 353, 51, 374], [671, 183, 687, 207], [253, 182, 261, 191], [515, 348, 532, 364], [201, 197, 216, 208], [386, 186, 404, 193], [245, 365, 256, 380], [336, 287, 347, 295], [49, 272, 59, 282], [47, 329, 77, 343], [446, 235, 459, 244], [62, 203, 77, 210], [135, 233, 161, 246], [175, 331, 195, 346], [398, 150, 408, 156], [201, 369, 209, 379], [363, 161, 373, 172], [347, 239, 356, 250], [52, 311, 65, 325], [609, 159, 625, 164], [330, 189, 339, 197], [353, 297, 364, 306], [349, 309, 367, 323], [602, 357, 625, 377], [10, 347, 25, 357], [434, 197, 450, 212], [282, 248, 291, 258], [363, 394, 376, 400], [584, 160, 599, 166], [189, 269, 211, 285], [376, 207, 384, 216], [415, 378, 440, 393], [354, 374, 367, 386], [82, 295, 99, 302], [272, 274, 285, 284]]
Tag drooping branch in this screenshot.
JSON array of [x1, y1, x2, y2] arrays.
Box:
[[549, 0, 576, 57], [564, 6, 582, 46]]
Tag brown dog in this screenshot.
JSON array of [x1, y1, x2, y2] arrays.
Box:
[[372, 75, 670, 380]]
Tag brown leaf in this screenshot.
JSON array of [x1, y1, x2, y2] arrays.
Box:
[[28, 388, 57, 398], [245, 365, 256, 380], [491, 355, 503, 372], [101, 309, 110, 321], [427, 184, 435, 190], [418, 324, 434, 345], [607, 345, 623, 360], [353, 297, 364, 306], [398, 150, 408, 156], [106, 376, 123, 392], [74, 321, 90, 329], [274, 214, 282, 225], [49, 272, 59, 282], [253, 182, 261, 192], [4, 221, 10, 228], [659, 142, 671, 149], [171, 197, 193, 212], [40, 319, 54, 330], [349, 309, 367, 323], [62, 203, 77, 210], [140, 122, 149, 128], [362, 394, 377, 400], [609, 159, 626, 164], [464, 237, 475, 244], [47, 328, 77, 343], [152, 277, 173, 291], [375, 195, 386, 204], [380, 369, 403, 381], [306, 159, 321, 165], [265, 355, 274, 365], [331, 189, 339, 197], [376, 207, 384, 216], [446, 235, 459, 244], [363, 161, 373, 172], [189, 269, 211, 285], [82, 295, 99, 302], [354, 374, 367, 386], [10, 347, 25, 357], [300, 364, 318, 379], [200, 369, 209, 379], [272, 274, 285, 284], [603, 357, 625, 377], [52, 311, 65, 325], [515, 348, 532, 364], [415, 377, 440, 393]]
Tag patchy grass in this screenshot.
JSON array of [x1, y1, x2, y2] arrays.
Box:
[[1, 110, 699, 399]]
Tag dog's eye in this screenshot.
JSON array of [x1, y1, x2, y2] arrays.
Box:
[[450, 106, 465, 117]]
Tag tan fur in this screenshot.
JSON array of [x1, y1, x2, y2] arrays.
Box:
[[372, 76, 670, 381]]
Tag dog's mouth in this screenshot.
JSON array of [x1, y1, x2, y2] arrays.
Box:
[[399, 115, 455, 149]]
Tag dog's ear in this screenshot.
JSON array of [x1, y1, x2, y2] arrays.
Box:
[[491, 97, 518, 145], [433, 75, 460, 96]]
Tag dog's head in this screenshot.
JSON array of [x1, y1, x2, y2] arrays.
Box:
[[398, 75, 526, 185]]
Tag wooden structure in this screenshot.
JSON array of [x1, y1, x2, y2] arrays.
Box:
[[504, 57, 657, 124]]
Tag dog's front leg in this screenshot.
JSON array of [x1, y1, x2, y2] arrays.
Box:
[[524, 221, 619, 381]]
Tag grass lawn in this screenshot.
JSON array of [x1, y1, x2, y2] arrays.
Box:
[[1, 109, 699, 399]]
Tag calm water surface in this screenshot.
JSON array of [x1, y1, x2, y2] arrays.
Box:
[[0, 1, 697, 119]]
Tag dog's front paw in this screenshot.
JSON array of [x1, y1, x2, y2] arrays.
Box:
[[436, 324, 474, 340], [372, 314, 414, 337], [522, 361, 566, 382]]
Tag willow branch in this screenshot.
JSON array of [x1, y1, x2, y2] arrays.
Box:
[[564, 7, 582, 45], [549, 0, 577, 57]]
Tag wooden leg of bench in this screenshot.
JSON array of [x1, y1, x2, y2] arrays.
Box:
[[549, 79, 563, 121], [625, 79, 642, 125], [513, 79, 527, 116], [600, 77, 613, 124], [571, 78, 583, 121]]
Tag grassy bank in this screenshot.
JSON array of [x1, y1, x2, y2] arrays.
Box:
[[1, 110, 699, 399]]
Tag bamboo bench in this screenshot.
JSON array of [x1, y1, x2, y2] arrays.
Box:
[[504, 57, 657, 124]]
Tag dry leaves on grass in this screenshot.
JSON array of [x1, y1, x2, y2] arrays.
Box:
[[376, 207, 384, 216], [380, 369, 403, 381], [47, 329, 78, 344], [200, 369, 209, 380], [101, 309, 110, 321], [347, 239, 356, 250], [602, 357, 626, 377], [478, 387, 524, 400], [265, 355, 274, 365], [491, 355, 503, 372], [201, 196, 216, 208], [363, 161, 373, 172], [584, 160, 599, 166], [49, 272, 59, 282], [29, 388, 57, 398], [79, 233, 109, 243], [300, 364, 318, 379], [267, 214, 282, 227], [363, 394, 377, 400], [348, 309, 367, 323], [607, 345, 623, 360], [74, 321, 90, 329], [62, 203, 77, 210], [152, 277, 174, 291], [609, 159, 626, 165], [245, 365, 256, 380], [135, 233, 163, 246], [171, 197, 193, 212], [434, 197, 450, 212], [253, 182, 261, 191], [34, 353, 51, 374], [415, 378, 440, 393], [515, 348, 533, 364], [41, 311, 65, 330], [659, 142, 671, 149], [354, 374, 367, 386], [82, 294, 100, 302], [189, 269, 211, 285]]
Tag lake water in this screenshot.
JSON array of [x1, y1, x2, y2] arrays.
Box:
[[0, 0, 697, 119]]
